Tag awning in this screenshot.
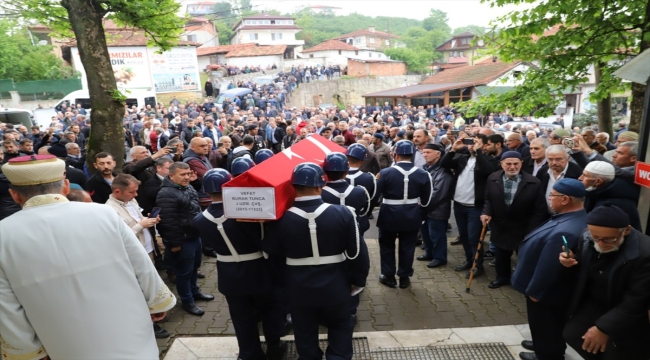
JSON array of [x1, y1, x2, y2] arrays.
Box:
[[613, 48, 650, 85]]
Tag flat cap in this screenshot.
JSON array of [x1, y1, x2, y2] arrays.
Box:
[[587, 203, 629, 228], [246, 124, 258, 131], [553, 178, 586, 198], [373, 132, 385, 140], [552, 128, 572, 138], [396, 131, 405, 137]]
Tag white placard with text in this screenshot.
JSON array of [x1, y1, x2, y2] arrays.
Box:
[[223, 187, 276, 220]]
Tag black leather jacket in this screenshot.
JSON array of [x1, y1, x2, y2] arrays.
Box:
[[155, 176, 201, 246]]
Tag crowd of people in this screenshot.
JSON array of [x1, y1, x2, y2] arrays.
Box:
[[0, 90, 648, 360]]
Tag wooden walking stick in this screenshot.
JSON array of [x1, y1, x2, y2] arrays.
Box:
[[466, 223, 488, 293]]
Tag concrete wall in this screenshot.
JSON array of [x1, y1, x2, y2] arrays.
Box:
[[290, 75, 424, 108], [347, 60, 407, 77]]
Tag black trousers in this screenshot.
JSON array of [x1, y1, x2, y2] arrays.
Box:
[[378, 229, 418, 278], [226, 292, 285, 360], [292, 300, 353, 360], [494, 245, 515, 283], [527, 298, 566, 360], [564, 301, 650, 360]]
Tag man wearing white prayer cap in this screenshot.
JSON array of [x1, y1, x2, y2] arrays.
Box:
[[579, 160, 642, 230], [0, 154, 176, 360]]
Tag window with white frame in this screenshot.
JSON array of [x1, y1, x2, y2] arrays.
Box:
[[369, 37, 375, 44], [355, 38, 361, 44], [385, 39, 390, 45], [369, 52, 372, 57], [249, 33, 258, 40], [271, 33, 282, 41], [186, 34, 197, 42]]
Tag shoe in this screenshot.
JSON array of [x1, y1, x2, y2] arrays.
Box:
[[465, 267, 484, 279], [416, 254, 433, 261], [521, 340, 534, 351], [153, 323, 170, 338], [415, 239, 423, 246], [379, 274, 397, 288], [488, 279, 510, 289], [447, 222, 452, 231], [484, 251, 495, 258], [519, 351, 538, 360], [427, 260, 447, 268], [450, 237, 462, 246], [193, 292, 215, 301], [202, 249, 218, 258], [182, 303, 205, 316], [489, 259, 496, 267], [167, 272, 176, 283], [399, 277, 410, 289], [197, 270, 206, 279], [454, 261, 472, 271], [351, 314, 357, 325], [420, 243, 426, 250], [266, 341, 287, 360]]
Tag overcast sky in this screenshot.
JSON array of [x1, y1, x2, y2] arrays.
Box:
[[249, 0, 530, 28]]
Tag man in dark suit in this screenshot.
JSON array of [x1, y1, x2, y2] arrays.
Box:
[[440, 134, 500, 279], [481, 151, 548, 289], [512, 178, 588, 360], [193, 169, 286, 360], [560, 204, 650, 360], [522, 138, 549, 177], [506, 133, 531, 158], [536, 144, 583, 214]]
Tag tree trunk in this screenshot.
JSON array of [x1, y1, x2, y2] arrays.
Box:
[[594, 63, 613, 138], [61, 0, 125, 174], [628, 0, 650, 132]]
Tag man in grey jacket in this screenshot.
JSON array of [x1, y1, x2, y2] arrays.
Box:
[[418, 143, 453, 268]]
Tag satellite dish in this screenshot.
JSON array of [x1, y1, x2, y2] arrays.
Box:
[[37, 40, 48, 46]]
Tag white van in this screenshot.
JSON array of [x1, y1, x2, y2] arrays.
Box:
[[32, 90, 158, 129], [54, 89, 157, 111], [0, 108, 34, 129]]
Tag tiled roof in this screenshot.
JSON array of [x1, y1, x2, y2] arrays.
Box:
[[453, 31, 476, 38], [196, 43, 256, 56], [225, 44, 287, 58], [333, 28, 400, 40], [241, 14, 295, 20], [421, 62, 520, 86], [302, 40, 358, 53], [362, 83, 475, 98]]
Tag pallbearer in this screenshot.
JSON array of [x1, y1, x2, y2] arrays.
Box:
[[263, 163, 370, 360], [193, 168, 286, 360]]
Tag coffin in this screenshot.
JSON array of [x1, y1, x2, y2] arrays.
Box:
[[222, 134, 346, 220]]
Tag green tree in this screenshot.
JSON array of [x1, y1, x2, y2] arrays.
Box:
[[422, 9, 451, 34], [384, 48, 431, 74], [212, 2, 233, 19], [4, 0, 185, 171], [458, 0, 650, 133], [215, 22, 233, 45], [452, 25, 486, 36]]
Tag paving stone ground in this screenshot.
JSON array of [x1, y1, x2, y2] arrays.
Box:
[[156, 212, 528, 356]]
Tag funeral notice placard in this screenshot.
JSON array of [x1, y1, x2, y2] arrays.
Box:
[[223, 187, 276, 220]]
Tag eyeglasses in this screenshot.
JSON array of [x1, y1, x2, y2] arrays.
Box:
[[584, 230, 625, 243]]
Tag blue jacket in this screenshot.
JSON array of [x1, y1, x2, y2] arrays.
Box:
[[346, 169, 378, 208], [512, 209, 587, 305], [376, 162, 432, 232], [262, 198, 369, 306], [202, 127, 222, 150], [193, 203, 275, 296], [322, 180, 371, 233]]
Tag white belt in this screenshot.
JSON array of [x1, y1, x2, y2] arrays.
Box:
[[218, 251, 265, 263], [383, 198, 419, 205], [286, 252, 346, 266], [323, 184, 354, 206]]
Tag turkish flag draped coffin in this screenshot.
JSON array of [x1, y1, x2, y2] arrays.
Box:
[[222, 134, 346, 220]]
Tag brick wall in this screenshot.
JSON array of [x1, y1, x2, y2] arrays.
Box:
[[347, 60, 407, 77]]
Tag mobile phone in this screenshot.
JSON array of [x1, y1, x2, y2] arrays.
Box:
[[562, 236, 569, 257], [462, 138, 474, 145], [149, 207, 161, 218], [217, 142, 224, 148], [562, 138, 574, 149]]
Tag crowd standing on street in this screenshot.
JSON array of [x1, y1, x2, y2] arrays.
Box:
[[0, 87, 648, 360]]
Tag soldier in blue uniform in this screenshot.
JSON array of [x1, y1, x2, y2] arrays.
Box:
[[263, 163, 370, 360], [322, 152, 371, 324], [376, 140, 433, 289], [345, 143, 378, 218], [254, 148, 274, 164], [193, 168, 286, 360]]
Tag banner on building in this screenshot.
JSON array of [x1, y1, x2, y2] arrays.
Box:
[[148, 47, 200, 93]]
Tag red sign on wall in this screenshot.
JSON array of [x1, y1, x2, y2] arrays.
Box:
[[634, 161, 650, 189]]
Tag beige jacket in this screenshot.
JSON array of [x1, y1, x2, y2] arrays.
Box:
[[105, 196, 147, 249]]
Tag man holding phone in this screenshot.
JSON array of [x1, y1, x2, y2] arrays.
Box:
[[105, 174, 169, 338]]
